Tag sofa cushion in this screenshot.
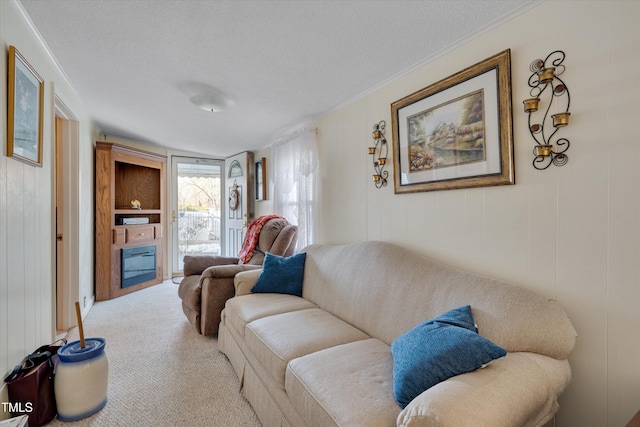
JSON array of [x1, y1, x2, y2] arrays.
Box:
[[251, 252, 306, 296], [223, 294, 316, 339], [391, 305, 507, 408], [286, 338, 400, 427], [245, 308, 369, 389]]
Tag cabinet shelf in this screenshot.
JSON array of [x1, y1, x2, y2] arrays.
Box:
[[114, 212, 161, 226], [115, 209, 162, 214]]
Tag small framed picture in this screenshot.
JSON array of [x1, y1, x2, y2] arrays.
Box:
[[255, 158, 266, 201], [7, 45, 44, 167]]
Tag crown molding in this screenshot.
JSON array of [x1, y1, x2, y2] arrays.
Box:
[[13, 0, 83, 101]]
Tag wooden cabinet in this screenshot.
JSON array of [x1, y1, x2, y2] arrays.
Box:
[[95, 141, 166, 301]]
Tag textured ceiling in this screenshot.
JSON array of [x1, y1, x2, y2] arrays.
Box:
[[18, 0, 538, 157]]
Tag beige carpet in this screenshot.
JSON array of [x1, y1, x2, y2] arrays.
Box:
[[49, 280, 260, 427]]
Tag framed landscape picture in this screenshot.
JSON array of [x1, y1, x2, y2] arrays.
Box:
[[391, 49, 514, 193], [7, 45, 44, 167]]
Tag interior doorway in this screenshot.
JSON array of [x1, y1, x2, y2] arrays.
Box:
[[171, 156, 224, 275], [54, 97, 80, 332]]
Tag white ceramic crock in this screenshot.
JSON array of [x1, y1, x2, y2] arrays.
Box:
[[54, 338, 108, 422]]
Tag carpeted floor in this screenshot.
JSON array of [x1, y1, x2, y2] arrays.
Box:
[[49, 280, 260, 427]]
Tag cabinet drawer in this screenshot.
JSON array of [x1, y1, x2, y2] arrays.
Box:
[[125, 226, 155, 243]]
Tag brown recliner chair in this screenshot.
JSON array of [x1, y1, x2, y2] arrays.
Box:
[[178, 217, 298, 335]]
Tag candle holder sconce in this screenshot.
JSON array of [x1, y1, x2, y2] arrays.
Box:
[[523, 50, 571, 170], [369, 120, 388, 188]]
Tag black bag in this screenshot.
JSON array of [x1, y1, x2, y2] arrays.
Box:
[[4, 339, 67, 427]]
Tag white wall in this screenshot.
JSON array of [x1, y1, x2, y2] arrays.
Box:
[[314, 1, 639, 425], [0, 0, 96, 414]]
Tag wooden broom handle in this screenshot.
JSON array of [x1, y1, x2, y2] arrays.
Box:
[[75, 301, 86, 348]]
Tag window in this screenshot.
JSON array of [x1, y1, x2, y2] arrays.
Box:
[[272, 128, 318, 250]]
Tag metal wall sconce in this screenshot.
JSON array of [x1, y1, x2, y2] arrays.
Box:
[[368, 120, 388, 188], [523, 50, 571, 170]]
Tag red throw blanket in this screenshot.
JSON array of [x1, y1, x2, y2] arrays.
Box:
[[238, 215, 284, 264]]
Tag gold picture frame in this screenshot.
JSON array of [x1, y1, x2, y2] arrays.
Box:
[[391, 49, 514, 193], [7, 45, 44, 167]]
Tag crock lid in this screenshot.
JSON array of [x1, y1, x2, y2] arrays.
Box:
[[58, 338, 106, 363]]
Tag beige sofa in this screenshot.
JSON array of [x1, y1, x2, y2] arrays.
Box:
[[218, 241, 577, 427]]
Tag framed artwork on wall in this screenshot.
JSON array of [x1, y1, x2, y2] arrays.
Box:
[[7, 45, 44, 167], [255, 158, 266, 201], [391, 49, 514, 193]]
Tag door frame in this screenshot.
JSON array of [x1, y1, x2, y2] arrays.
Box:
[[170, 155, 225, 276], [54, 95, 80, 332]]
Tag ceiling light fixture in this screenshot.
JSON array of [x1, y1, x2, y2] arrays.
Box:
[[189, 92, 231, 112]]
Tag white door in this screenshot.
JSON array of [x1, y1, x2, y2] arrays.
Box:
[[224, 152, 252, 257], [171, 157, 224, 274]]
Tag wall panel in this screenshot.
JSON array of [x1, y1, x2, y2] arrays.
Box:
[[607, 149, 640, 422], [1, 2, 94, 414], [315, 1, 640, 424]]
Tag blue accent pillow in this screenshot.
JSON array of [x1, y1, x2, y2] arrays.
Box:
[[391, 305, 507, 408], [251, 252, 306, 297]]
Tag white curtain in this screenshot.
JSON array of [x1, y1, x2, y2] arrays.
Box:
[[272, 128, 318, 250]]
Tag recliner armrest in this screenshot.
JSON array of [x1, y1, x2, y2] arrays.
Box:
[[201, 263, 260, 279], [198, 264, 261, 335], [182, 255, 240, 276]]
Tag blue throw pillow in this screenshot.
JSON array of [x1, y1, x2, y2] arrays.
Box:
[[251, 252, 306, 297], [391, 305, 507, 408]]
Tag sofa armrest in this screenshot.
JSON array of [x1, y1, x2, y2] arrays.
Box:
[[397, 353, 566, 427], [183, 255, 240, 276], [234, 269, 262, 296]]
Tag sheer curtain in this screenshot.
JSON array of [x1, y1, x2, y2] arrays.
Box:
[[272, 128, 318, 250]]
